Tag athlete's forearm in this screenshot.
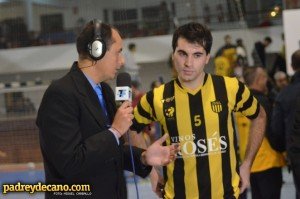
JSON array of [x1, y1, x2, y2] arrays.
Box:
[[243, 105, 266, 166]]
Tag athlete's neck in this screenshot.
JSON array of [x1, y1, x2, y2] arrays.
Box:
[[179, 72, 206, 91]]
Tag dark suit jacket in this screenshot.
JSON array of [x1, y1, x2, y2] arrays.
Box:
[[290, 97, 300, 152], [271, 71, 300, 152], [36, 62, 151, 199]]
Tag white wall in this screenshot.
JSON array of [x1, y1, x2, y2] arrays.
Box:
[[283, 9, 300, 75], [0, 25, 284, 74]]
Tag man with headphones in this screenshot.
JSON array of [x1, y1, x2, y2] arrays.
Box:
[[36, 19, 179, 199]]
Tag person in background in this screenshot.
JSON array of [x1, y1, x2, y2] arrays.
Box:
[[252, 37, 272, 68], [269, 33, 287, 78], [215, 35, 237, 76], [236, 38, 248, 68], [215, 34, 236, 58], [239, 66, 285, 199], [272, 49, 300, 199], [124, 42, 140, 82], [290, 97, 300, 198], [36, 19, 179, 199], [132, 80, 144, 108], [269, 71, 289, 104], [133, 22, 266, 199]]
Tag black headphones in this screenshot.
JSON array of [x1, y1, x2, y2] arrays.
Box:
[[87, 19, 106, 60]]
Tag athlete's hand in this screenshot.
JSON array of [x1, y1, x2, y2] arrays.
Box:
[[239, 162, 251, 193]]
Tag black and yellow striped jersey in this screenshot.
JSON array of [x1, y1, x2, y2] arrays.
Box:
[[133, 73, 260, 199]]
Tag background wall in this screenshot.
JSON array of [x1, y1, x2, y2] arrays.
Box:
[[283, 9, 300, 75], [0, 25, 284, 74]]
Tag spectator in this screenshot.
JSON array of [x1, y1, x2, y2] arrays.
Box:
[[215, 35, 237, 76], [290, 97, 300, 198], [236, 38, 248, 67], [131, 80, 144, 108], [215, 34, 236, 58], [124, 42, 140, 82], [269, 71, 289, 103], [241, 66, 285, 199], [271, 49, 300, 198], [269, 34, 287, 78], [252, 37, 272, 68]]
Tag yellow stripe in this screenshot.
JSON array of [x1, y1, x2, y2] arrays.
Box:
[[134, 95, 152, 124], [202, 76, 224, 198], [228, 113, 240, 197], [153, 85, 165, 123], [242, 98, 258, 117], [224, 77, 239, 110], [175, 83, 199, 199], [224, 77, 242, 197], [153, 84, 175, 198]]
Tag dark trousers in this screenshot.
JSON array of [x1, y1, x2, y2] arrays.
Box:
[[290, 151, 300, 199], [250, 167, 282, 199]]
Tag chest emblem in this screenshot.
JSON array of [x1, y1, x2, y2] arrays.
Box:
[[211, 100, 223, 113]]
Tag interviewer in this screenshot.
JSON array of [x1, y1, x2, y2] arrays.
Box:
[[36, 19, 179, 199]]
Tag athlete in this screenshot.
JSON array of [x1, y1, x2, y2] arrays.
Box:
[[132, 22, 266, 199]]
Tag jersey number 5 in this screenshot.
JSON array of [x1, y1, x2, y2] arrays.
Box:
[[194, 115, 201, 126]]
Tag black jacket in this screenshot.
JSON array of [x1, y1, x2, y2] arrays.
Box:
[[36, 62, 151, 199], [271, 71, 300, 152]]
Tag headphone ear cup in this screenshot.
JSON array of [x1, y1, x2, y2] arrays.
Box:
[[91, 40, 103, 58], [88, 39, 106, 60]]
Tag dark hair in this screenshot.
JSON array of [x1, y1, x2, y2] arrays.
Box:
[[76, 20, 114, 59], [264, 36, 272, 43], [292, 49, 300, 70], [236, 38, 243, 46], [172, 22, 213, 54], [128, 43, 136, 51], [131, 80, 140, 89], [150, 81, 160, 90], [243, 66, 259, 86]]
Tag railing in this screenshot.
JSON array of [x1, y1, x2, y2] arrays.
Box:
[[0, 8, 284, 49]]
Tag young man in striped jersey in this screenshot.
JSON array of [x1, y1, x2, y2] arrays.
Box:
[[132, 22, 266, 199]]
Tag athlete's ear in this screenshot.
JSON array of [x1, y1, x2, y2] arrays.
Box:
[[205, 53, 211, 64]]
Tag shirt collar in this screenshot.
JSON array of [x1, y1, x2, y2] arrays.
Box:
[[83, 73, 99, 90]]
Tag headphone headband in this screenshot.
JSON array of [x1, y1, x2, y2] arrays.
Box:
[[93, 19, 101, 41]]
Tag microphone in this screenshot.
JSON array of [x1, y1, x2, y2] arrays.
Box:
[[115, 72, 132, 102], [116, 72, 139, 199]]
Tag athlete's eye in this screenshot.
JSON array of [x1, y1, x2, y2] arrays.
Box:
[[194, 53, 202, 58], [178, 51, 187, 57]]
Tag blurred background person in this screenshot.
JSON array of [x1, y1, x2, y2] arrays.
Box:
[[237, 66, 285, 199], [236, 38, 248, 68], [272, 49, 300, 199], [214, 34, 237, 76], [252, 37, 272, 68], [124, 42, 140, 82], [269, 71, 289, 103], [290, 97, 300, 198]]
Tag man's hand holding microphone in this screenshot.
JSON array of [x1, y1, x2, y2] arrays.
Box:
[[111, 73, 180, 167]]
